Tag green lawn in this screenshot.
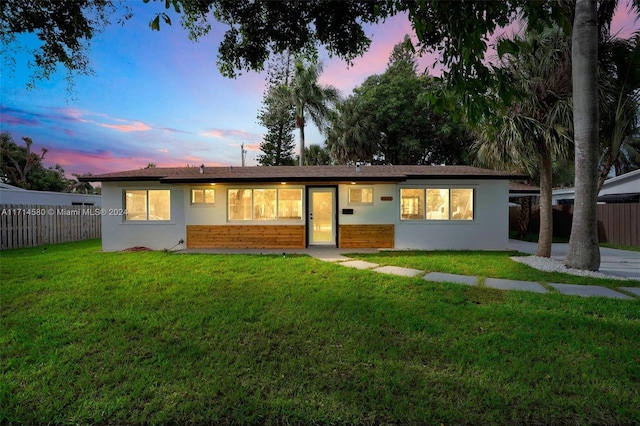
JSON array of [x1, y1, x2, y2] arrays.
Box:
[[2, 240, 639, 425]]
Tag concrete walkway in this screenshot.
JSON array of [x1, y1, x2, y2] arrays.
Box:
[[182, 244, 639, 300], [306, 245, 639, 300]]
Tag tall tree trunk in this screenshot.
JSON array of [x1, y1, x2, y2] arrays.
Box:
[[299, 121, 305, 166], [565, 0, 601, 270], [297, 108, 305, 166], [536, 150, 554, 257], [518, 196, 531, 239]]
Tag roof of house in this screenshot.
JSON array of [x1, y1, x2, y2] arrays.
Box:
[[508, 182, 540, 195], [80, 165, 527, 184], [553, 168, 640, 200]]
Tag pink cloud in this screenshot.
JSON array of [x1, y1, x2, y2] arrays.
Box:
[[201, 128, 258, 139], [54, 107, 85, 121], [43, 148, 143, 176], [99, 121, 151, 132], [50, 107, 154, 133], [42, 147, 231, 177], [243, 143, 261, 152]]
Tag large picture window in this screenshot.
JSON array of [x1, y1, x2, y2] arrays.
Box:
[[125, 189, 171, 221], [228, 188, 302, 221], [401, 188, 473, 221]]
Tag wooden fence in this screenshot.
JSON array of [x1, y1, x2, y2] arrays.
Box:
[[1, 204, 101, 250], [510, 203, 640, 247]]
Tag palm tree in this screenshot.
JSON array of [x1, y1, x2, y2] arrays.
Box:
[[597, 33, 640, 192], [303, 144, 332, 165], [275, 60, 340, 165], [473, 26, 573, 258], [67, 173, 94, 194], [325, 95, 379, 164]]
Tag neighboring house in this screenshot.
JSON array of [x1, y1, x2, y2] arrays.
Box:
[[0, 182, 101, 206], [80, 165, 524, 252], [552, 169, 640, 205]]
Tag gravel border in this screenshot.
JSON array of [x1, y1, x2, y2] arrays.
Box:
[[510, 255, 629, 280]]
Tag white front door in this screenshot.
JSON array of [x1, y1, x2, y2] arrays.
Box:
[[308, 188, 336, 245]]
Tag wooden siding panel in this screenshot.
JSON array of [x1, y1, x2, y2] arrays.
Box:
[[338, 224, 395, 249], [187, 225, 306, 249]]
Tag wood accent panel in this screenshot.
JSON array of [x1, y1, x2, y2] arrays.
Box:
[[339, 224, 394, 249], [187, 225, 305, 249]]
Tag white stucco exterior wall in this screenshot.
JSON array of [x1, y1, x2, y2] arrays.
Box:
[[393, 180, 509, 250], [101, 182, 185, 251], [337, 184, 398, 224]]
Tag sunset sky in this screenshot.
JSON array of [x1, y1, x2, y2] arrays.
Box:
[[1, 2, 638, 177]]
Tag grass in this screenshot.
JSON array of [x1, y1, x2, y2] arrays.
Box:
[[2, 240, 639, 425]]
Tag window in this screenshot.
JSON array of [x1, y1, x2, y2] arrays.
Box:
[[400, 189, 424, 220], [191, 188, 215, 204], [228, 189, 252, 220], [254, 189, 277, 220], [401, 188, 473, 221], [228, 188, 302, 221], [278, 189, 302, 219], [348, 187, 373, 204], [125, 189, 171, 221], [426, 189, 449, 220], [450, 188, 474, 220]]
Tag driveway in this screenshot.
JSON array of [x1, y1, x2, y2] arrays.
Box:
[[508, 240, 640, 280]]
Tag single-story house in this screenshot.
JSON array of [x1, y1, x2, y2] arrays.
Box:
[[552, 169, 640, 204], [0, 182, 101, 206], [80, 165, 525, 252]]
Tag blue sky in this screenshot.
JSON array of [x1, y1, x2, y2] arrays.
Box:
[[1, 2, 637, 177]]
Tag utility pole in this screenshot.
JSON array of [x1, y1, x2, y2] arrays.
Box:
[[241, 143, 247, 167]]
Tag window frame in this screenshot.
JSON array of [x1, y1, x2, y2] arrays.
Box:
[[400, 187, 474, 222], [348, 186, 374, 205], [190, 188, 216, 205], [227, 187, 303, 222], [124, 189, 171, 222]]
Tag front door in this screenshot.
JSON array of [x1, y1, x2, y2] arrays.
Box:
[[308, 188, 336, 245]]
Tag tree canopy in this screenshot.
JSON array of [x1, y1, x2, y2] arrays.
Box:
[[327, 37, 474, 166], [0, 0, 128, 88], [256, 54, 297, 166], [0, 132, 80, 192]]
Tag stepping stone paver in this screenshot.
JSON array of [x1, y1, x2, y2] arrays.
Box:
[[619, 287, 640, 297], [314, 253, 352, 262], [374, 266, 423, 277], [484, 278, 548, 294], [549, 283, 632, 299], [423, 272, 477, 286], [339, 260, 379, 270]]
